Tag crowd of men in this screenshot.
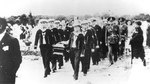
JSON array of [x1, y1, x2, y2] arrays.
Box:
[[0, 16, 147, 84], [33, 16, 146, 80]]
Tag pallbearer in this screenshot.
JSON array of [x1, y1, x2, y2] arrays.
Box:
[[47, 19, 58, 72], [53, 20, 61, 43], [81, 20, 94, 75], [48, 19, 55, 29], [34, 19, 53, 78], [68, 22, 83, 80]]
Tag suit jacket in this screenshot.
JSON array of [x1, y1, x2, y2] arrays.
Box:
[[93, 25, 102, 43], [34, 29, 54, 49], [0, 33, 22, 81], [105, 24, 120, 44], [91, 28, 98, 48], [83, 29, 94, 49], [68, 32, 84, 50], [101, 26, 107, 44], [64, 27, 73, 41], [52, 28, 61, 43]]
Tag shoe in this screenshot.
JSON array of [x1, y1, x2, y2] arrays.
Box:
[[73, 75, 78, 80], [83, 73, 87, 76], [109, 62, 113, 67], [59, 66, 61, 69], [143, 60, 146, 66], [96, 62, 99, 65], [93, 63, 96, 65], [53, 70, 56, 73], [47, 72, 50, 75], [114, 58, 117, 62], [15, 75, 18, 78], [44, 74, 48, 78]]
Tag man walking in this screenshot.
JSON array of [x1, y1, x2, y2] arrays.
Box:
[[0, 18, 22, 84]]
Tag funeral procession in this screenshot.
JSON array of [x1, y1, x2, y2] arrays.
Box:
[[1, 0, 150, 84]]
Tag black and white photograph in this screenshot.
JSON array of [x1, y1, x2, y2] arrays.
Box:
[[0, 0, 150, 84]]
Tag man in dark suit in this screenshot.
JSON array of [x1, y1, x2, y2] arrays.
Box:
[[91, 19, 101, 65], [67, 23, 83, 80], [80, 21, 95, 75], [0, 18, 22, 84], [52, 21, 62, 43], [34, 19, 54, 78], [101, 25, 108, 59]]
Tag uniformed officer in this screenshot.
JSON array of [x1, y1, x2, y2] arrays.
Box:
[[105, 17, 120, 65]]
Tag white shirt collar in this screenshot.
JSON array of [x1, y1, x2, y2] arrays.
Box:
[[0, 30, 6, 41]]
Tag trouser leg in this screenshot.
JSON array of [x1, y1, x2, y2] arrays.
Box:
[[63, 48, 70, 62], [40, 45, 52, 77], [51, 54, 57, 72], [108, 45, 113, 65], [74, 49, 80, 80], [120, 41, 125, 56], [40, 47, 46, 69], [81, 57, 88, 74], [82, 49, 91, 74], [45, 50, 51, 74], [86, 49, 91, 70], [101, 44, 108, 59], [70, 49, 75, 70], [92, 51, 96, 65], [57, 55, 64, 69], [112, 44, 118, 62]]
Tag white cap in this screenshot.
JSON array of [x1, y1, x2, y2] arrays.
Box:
[[38, 19, 48, 24], [54, 20, 60, 24], [48, 19, 55, 22], [73, 22, 81, 27], [81, 20, 89, 25]]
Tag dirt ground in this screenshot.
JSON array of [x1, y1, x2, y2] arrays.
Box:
[[16, 48, 150, 84]]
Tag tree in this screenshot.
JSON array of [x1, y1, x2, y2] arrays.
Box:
[[28, 12, 35, 28], [55, 15, 67, 21], [7, 16, 18, 25], [20, 14, 28, 26]]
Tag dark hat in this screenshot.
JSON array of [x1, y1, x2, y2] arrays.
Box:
[[81, 20, 89, 25], [73, 22, 81, 28], [135, 21, 142, 26], [90, 18, 97, 22], [147, 19, 150, 23], [118, 17, 126, 22], [107, 17, 115, 22]]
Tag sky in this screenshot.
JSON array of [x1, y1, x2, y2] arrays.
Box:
[[0, 0, 150, 17]]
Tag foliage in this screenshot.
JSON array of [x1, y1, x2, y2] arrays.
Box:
[[5, 12, 150, 26], [134, 13, 150, 21]]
